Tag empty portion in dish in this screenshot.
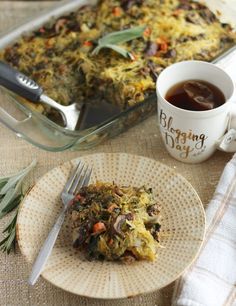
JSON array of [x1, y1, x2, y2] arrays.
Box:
[[0, 0, 235, 121], [70, 182, 161, 262]]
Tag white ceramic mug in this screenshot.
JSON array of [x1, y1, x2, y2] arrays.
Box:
[[156, 60, 236, 163]]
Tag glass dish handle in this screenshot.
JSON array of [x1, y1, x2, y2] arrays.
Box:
[[0, 106, 31, 132], [0, 88, 79, 151]]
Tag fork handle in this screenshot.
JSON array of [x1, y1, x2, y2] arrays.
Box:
[[28, 207, 66, 285]]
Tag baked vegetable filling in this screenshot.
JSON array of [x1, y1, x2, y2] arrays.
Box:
[[70, 182, 161, 262], [0, 0, 235, 116]]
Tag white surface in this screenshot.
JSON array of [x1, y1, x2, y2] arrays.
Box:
[[172, 153, 236, 306]]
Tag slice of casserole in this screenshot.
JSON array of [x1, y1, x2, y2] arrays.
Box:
[[70, 182, 161, 262]]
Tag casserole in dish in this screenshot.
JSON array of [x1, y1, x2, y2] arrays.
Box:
[[0, 0, 235, 151]]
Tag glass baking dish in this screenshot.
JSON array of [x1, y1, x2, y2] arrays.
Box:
[[0, 0, 235, 152]]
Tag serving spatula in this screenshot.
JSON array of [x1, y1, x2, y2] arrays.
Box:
[[0, 61, 81, 130]]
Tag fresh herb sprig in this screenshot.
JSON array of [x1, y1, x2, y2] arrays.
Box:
[[0, 160, 37, 253], [0, 208, 19, 254], [92, 25, 146, 59]]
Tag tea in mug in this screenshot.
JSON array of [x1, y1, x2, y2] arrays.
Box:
[[165, 80, 225, 111]]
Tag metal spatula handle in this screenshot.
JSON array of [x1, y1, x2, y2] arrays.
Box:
[[0, 61, 43, 102]]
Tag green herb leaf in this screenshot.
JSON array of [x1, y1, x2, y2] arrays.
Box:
[[0, 178, 9, 190], [0, 209, 18, 254], [92, 25, 146, 58], [3, 213, 17, 233], [0, 236, 8, 247], [0, 160, 36, 219], [97, 25, 146, 45], [2, 232, 16, 254], [0, 194, 22, 219], [0, 159, 37, 195], [103, 44, 132, 59], [0, 160, 37, 254], [0, 186, 21, 217]]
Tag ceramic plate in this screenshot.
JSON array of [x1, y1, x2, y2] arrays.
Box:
[[17, 153, 205, 299]]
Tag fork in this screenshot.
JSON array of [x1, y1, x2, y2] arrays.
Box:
[[28, 162, 92, 286]]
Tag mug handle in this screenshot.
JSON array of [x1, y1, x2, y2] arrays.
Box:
[[217, 103, 236, 152]]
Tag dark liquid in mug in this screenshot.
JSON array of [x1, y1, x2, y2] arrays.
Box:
[[165, 80, 225, 111]]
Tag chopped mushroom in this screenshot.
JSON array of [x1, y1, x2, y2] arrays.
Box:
[[55, 18, 68, 33], [185, 12, 201, 24], [72, 219, 93, 247], [113, 213, 134, 237], [147, 204, 160, 216], [147, 61, 164, 80], [145, 216, 160, 225], [177, 1, 193, 10], [164, 49, 177, 58], [121, 251, 137, 264], [114, 187, 124, 197], [145, 41, 159, 56], [121, 0, 143, 10], [199, 9, 216, 24]]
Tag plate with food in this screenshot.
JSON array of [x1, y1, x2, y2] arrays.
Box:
[[0, 0, 235, 151], [17, 153, 205, 299]]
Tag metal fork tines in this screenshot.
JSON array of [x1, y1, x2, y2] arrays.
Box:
[[61, 161, 92, 208], [28, 162, 92, 286]]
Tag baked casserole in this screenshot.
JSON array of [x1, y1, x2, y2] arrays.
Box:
[[0, 0, 235, 117]]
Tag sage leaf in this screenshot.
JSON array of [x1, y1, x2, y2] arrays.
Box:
[[97, 25, 146, 45], [0, 194, 22, 219], [0, 236, 8, 247], [0, 178, 9, 190], [1, 209, 18, 254], [101, 44, 132, 59], [0, 188, 20, 215], [0, 160, 37, 254], [92, 25, 146, 58], [0, 159, 36, 195], [3, 214, 16, 233], [1, 227, 16, 254], [0, 179, 23, 217]]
